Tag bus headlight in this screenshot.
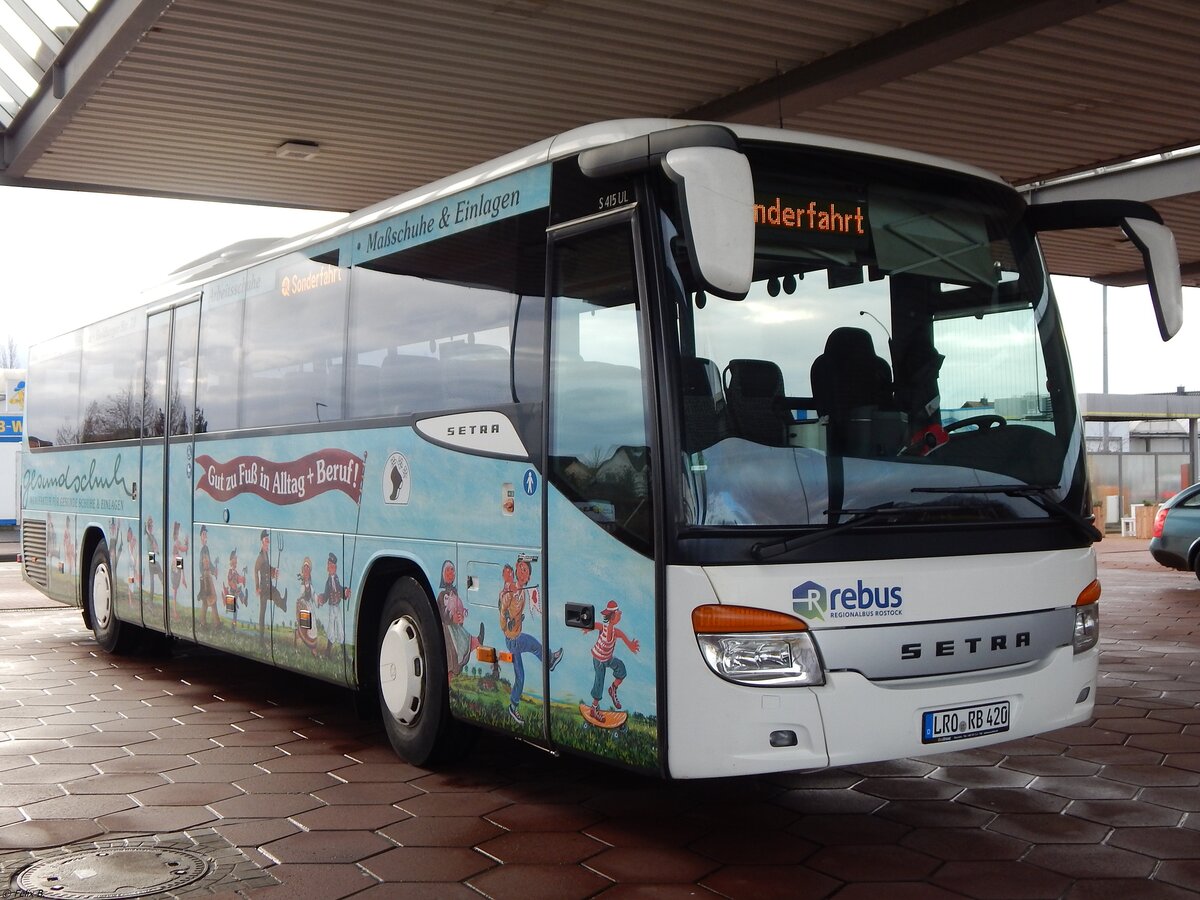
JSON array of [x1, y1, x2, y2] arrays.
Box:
[[697, 632, 824, 686], [1073, 604, 1099, 654], [1073, 580, 1100, 654], [692, 604, 825, 687]]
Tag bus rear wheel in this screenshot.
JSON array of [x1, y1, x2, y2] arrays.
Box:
[[377, 576, 456, 766], [88, 542, 141, 655]]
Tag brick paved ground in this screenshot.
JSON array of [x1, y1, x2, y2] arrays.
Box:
[[0, 537, 1197, 899]]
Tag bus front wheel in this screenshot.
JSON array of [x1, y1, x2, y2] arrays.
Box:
[[88, 543, 140, 654], [377, 577, 454, 766]]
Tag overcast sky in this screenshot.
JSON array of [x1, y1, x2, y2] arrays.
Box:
[[1, 185, 1196, 396]]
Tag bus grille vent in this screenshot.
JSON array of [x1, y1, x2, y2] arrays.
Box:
[[21, 519, 48, 588]]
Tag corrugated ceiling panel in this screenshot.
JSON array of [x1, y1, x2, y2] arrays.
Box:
[[12, 0, 1198, 284], [788, 0, 1200, 184], [24, 0, 966, 208]]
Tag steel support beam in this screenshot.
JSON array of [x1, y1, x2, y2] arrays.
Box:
[[1, 0, 172, 175], [681, 0, 1125, 124]]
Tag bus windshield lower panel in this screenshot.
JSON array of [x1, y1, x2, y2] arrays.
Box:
[[671, 146, 1081, 534]]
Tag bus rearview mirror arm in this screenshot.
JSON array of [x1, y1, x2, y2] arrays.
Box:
[[1027, 199, 1183, 341]]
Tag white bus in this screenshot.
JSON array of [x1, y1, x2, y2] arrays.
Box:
[[19, 120, 1182, 777]]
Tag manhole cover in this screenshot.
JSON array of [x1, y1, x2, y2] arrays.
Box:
[[14, 847, 210, 899]]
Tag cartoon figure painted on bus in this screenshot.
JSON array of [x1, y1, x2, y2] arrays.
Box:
[[499, 556, 562, 725], [438, 559, 482, 677], [123, 525, 139, 610], [579, 599, 640, 728], [196, 525, 221, 629], [62, 515, 75, 575], [294, 556, 318, 653], [170, 520, 189, 617], [317, 552, 347, 658], [254, 529, 287, 642], [224, 549, 247, 625], [109, 518, 125, 594], [47, 515, 58, 571], [145, 516, 164, 601]]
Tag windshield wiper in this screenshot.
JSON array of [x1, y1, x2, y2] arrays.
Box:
[[750, 502, 963, 561], [910, 484, 1102, 542]]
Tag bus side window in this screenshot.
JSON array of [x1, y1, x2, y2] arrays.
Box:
[[239, 255, 347, 429], [346, 209, 547, 420]]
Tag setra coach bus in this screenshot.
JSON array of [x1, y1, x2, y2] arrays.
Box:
[[19, 120, 1183, 777]]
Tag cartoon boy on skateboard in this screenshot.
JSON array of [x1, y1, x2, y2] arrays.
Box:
[[583, 600, 639, 725]]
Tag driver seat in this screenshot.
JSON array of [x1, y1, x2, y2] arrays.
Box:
[[810, 327, 894, 455]]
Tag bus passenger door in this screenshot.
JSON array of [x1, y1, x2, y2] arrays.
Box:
[[543, 215, 661, 773], [140, 299, 200, 637]]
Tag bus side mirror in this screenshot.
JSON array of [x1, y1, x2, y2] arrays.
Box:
[[661, 147, 754, 301], [1028, 199, 1183, 341], [1122, 217, 1183, 340]]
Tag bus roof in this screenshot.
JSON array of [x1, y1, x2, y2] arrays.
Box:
[[143, 118, 1009, 305]]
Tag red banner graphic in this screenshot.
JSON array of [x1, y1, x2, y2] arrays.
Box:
[[195, 450, 365, 505]]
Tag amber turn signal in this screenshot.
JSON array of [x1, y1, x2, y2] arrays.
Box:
[[692, 604, 808, 634]]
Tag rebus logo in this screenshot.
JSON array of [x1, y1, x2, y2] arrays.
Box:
[[792, 580, 828, 622], [793, 578, 905, 622]]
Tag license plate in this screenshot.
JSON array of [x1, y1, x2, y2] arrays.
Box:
[[922, 700, 1010, 744]]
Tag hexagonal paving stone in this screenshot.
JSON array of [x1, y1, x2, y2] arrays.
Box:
[[688, 826, 817, 866], [312, 781, 425, 806], [1029, 775, 1139, 800], [877, 800, 994, 828], [66, 772, 167, 794], [360, 846, 496, 882], [241, 862, 380, 899], [292, 804, 410, 832], [807, 843, 939, 882], [1107, 826, 1200, 859], [486, 802, 602, 832], [382, 815, 503, 847], [476, 831, 606, 865], [853, 778, 963, 802], [701, 864, 841, 900], [264, 829, 394, 864], [209, 793, 324, 819], [97, 806, 220, 833], [1023, 843, 1156, 879], [957, 787, 1069, 815], [397, 792, 511, 818], [468, 863, 609, 900], [584, 814, 714, 849], [986, 812, 1110, 844], [20, 792, 136, 819], [187, 745, 286, 766], [234, 771, 341, 794], [1067, 798, 1183, 827], [95, 754, 194, 775], [132, 781, 245, 806], [0, 763, 97, 784], [900, 826, 1027, 861], [585, 846, 719, 884], [0, 818, 105, 849], [932, 859, 1070, 899], [30, 746, 129, 766], [930, 766, 1033, 789]]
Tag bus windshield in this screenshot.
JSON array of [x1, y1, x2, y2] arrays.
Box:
[[673, 144, 1080, 530]]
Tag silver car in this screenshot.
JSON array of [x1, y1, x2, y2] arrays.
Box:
[[1149, 483, 1200, 580]]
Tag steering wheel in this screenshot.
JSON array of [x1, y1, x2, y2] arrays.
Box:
[[945, 414, 1007, 434]]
